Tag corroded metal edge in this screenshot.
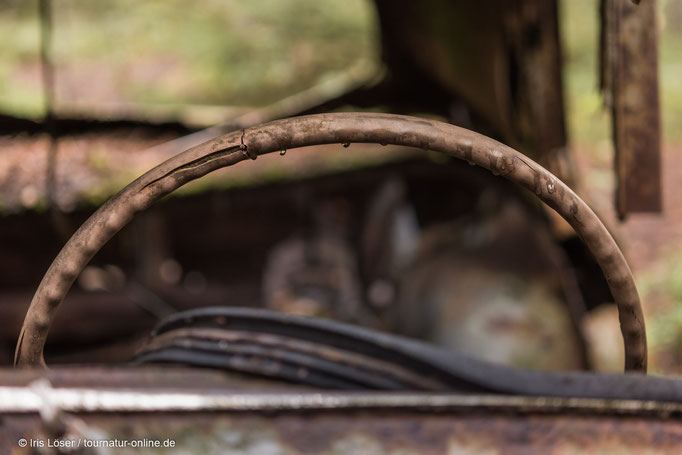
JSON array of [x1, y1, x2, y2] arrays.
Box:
[[13, 113, 646, 371], [2, 386, 682, 417], [602, 0, 662, 217]]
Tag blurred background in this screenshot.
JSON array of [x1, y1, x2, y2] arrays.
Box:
[[0, 0, 680, 374]]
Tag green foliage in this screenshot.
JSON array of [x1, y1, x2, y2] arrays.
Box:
[[637, 248, 682, 372], [0, 0, 378, 117], [661, 0, 682, 141]]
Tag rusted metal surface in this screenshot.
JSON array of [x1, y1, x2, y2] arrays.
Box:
[[2, 376, 682, 453], [5, 412, 682, 454], [373, 0, 574, 185], [1, 366, 682, 415], [13, 113, 646, 371], [4, 412, 682, 454], [2, 367, 682, 452], [3, 385, 682, 415], [602, 0, 662, 217], [503, 0, 574, 184]]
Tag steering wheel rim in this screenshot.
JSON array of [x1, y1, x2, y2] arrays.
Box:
[[13, 113, 647, 372]]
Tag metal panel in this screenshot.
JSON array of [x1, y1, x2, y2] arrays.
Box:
[[603, 0, 662, 217], [2, 370, 682, 454]]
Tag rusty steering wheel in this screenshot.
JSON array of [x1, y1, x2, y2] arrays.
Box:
[[13, 113, 647, 372]]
